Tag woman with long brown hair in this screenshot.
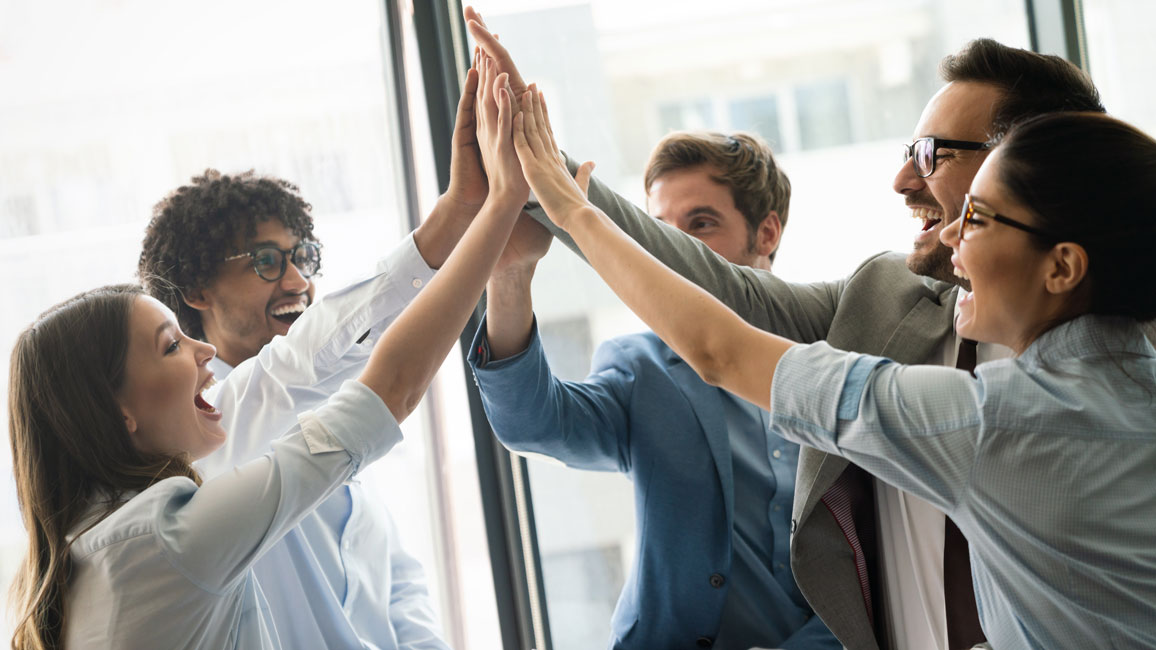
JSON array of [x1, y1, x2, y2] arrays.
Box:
[[7, 59, 525, 649]]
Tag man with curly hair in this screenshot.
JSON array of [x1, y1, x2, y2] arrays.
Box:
[[137, 71, 492, 649]]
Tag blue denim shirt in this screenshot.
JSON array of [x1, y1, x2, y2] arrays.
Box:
[[770, 314, 1156, 649]]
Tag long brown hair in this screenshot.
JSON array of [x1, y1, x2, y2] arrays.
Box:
[[8, 285, 201, 650]]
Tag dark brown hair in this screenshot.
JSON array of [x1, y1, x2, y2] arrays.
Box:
[[940, 38, 1105, 137], [137, 169, 317, 340], [644, 131, 791, 262], [996, 112, 1156, 321], [8, 285, 200, 650]]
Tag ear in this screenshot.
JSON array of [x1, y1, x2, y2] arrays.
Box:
[[183, 287, 211, 312], [120, 403, 138, 435], [1043, 242, 1089, 296], [753, 211, 783, 258]]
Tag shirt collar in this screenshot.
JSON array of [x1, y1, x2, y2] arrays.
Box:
[[1018, 314, 1153, 369]]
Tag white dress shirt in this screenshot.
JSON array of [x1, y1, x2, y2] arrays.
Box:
[[65, 380, 401, 650], [197, 233, 449, 649], [874, 292, 1011, 650]]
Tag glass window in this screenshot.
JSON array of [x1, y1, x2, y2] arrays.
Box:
[[795, 79, 853, 150], [729, 94, 784, 150], [474, 1, 1031, 647], [0, 1, 499, 646], [1083, 0, 1156, 135]]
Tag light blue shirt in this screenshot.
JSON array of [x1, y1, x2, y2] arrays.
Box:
[[65, 381, 401, 650], [714, 392, 818, 650], [770, 314, 1156, 649], [198, 234, 448, 650]]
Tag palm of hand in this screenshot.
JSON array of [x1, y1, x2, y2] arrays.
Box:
[[496, 214, 552, 271]]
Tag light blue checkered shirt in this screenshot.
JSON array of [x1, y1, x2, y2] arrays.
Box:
[[770, 314, 1156, 650]]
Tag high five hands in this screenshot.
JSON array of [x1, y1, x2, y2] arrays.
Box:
[[466, 6, 598, 233]]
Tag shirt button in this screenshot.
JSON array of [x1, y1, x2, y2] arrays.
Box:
[[412, 278, 423, 288], [772, 449, 782, 459], [773, 504, 782, 512], [776, 562, 785, 570], [696, 637, 713, 648], [709, 573, 725, 588]]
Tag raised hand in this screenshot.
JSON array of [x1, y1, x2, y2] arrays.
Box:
[[465, 7, 528, 99], [476, 54, 530, 205], [512, 88, 596, 232], [442, 60, 487, 212]]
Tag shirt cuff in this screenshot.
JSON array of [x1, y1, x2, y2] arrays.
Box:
[[384, 231, 437, 289], [467, 313, 538, 370], [769, 342, 890, 450], [298, 380, 402, 472]]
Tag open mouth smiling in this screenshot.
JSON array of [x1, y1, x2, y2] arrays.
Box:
[[195, 375, 218, 414], [912, 206, 943, 232], [270, 301, 307, 326]]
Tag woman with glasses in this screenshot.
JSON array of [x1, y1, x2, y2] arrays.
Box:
[[7, 61, 525, 650], [511, 98, 1156, 649]]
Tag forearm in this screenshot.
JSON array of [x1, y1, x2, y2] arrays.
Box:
[[413, 194, 480, 269], [485, 268, 536, 360], [361, 194, 522, 421], [565, 205, 794, 408]]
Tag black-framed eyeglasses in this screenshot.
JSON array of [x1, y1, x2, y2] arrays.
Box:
[[902, 137, 990, 178], [960, 194, 1057, 241], [224, 242, 322, 282]]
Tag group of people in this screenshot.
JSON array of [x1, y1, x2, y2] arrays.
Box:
[[7, 5, 1156, 650]]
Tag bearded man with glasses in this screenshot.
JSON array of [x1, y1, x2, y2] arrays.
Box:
[[469, 12, 1113, 649]]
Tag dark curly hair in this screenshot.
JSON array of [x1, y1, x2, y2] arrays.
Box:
[[138, 169, 318, 340]]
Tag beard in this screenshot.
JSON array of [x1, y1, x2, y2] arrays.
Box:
[[907, 240, 970, 290]]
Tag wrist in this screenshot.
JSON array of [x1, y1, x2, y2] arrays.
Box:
[[436, 192, 483, 223], [484, 184, 528, 213], [558, 204, 602, 233], [490, 264, 537, 288]]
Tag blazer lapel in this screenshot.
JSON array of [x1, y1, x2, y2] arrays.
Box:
[[879, 287, 958, 364], [665, 349, 734, 531]]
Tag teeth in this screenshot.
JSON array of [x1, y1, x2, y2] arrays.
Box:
[[953, 267, 971, 280], [271, 303, 306, 316], [199, 376, 217, 395], [911, 207, 943, 221]]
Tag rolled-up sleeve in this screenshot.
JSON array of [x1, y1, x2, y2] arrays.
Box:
[[160, 380, 401, 592], [299, 379, 401, 470], [769, 342, 983, 515]]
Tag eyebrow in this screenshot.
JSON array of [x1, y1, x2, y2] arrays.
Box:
[[154, 321, 175, 347], [685, 206, 724, 218]]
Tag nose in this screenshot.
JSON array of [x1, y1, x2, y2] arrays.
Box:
[[195, 339, 217, 366], [892, 155, 925, 197], [280, 259, 311, 293], [940, 214, 962, 249]]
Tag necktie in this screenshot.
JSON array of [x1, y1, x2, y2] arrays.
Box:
[[945, 338, 984, 649], [820, 468, 874, 625]]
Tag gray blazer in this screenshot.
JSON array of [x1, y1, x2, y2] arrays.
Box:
[[527, 158, 958, 650]]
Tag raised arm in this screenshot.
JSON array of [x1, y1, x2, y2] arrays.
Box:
[[361, 58, 527, 420], [511, 89, 794, 409], [164, 60, 528, 591], [413, 41, 491, 269]]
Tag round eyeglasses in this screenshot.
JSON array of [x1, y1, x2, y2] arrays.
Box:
[[224, 242, 322, 282], [902, 137, 990, 178]]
